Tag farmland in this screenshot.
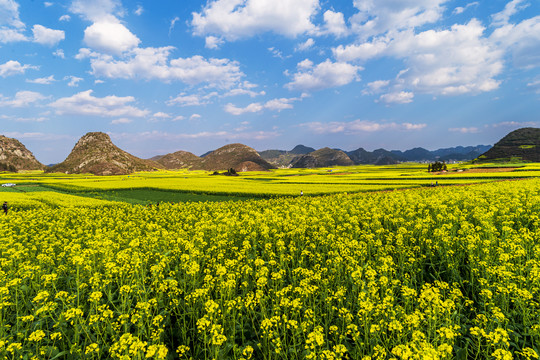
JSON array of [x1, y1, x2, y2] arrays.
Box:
[[1, 165, 540, 359]]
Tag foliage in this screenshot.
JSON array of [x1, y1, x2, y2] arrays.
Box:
[[1, 179, 540, 358]]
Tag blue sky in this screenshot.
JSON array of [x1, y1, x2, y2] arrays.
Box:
[[1, 0, 539, 164]]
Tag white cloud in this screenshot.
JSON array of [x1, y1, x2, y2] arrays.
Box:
[[225, 96, 301, 115], [59, 14, 71, 21], [223, 87, 265, 98], [0, 0, 25, 28], [364, 80, 390, 95], [191, 0, 320, 40], [53, 49, 65, 58], [337, 19, 504, 97], [491, 15, 540, 69], [153, 112, 171, 119], [172, 115, 185, 121], [112, 129, 280, 141], [0, 60, 37, 77], [49, 90, 150, 117], [0, 28, 27, 42], [111, 118, 132, 124], [87, 47, 244, 88], [491, 121, 538, 128], [84, 21, 140, 55], [64, 76, 83, 87], [168, 92, 218, 107], [0, 0, 27, 43], [69, 0, 124, 22], [320, 10, 348, 37], [453, 2, 479, 15], [333, 38, 389, 62], [44, 2, 53, 7], [350, 0, 449, 39], [205, 36, 224, 49], [190, 114, 202, 121], [32, 24, 65, 46], [491, 0, 529, 27], [528, 79, 540, 94], [299, 119, 426, 134], [26, 75, 56, 84], [169, 16, 180, 36], [0, 90, 47, 107], [14, 116, 47, 122], [449, 127, 480, 133], [70, 0, 139, 56], [134, 5, 143, 16], [286, 59, 362, 92], [378, 91, 414, 105], [296, 38, 315, 51], [3, 131, 74, 141]]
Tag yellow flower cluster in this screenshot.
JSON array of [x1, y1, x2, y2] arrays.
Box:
[[1, 178, 540, 358]]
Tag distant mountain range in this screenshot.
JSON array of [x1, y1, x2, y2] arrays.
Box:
[[259, 144, 492, 168], [10, 128, 540, 176]]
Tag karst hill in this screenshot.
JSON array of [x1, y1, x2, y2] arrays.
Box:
[[154, 143, 275, 171], [476, 127, 540, 162], [0, 135, 44, 171], [47, 132, 162, 175]]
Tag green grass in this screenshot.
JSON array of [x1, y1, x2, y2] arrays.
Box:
[[83, 188, 257, 205]]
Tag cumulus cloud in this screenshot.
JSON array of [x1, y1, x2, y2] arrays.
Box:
[[350, 0, 449, 39], [82, 47, 244, 88], [299, 119, 426, 134], [49, 90, 150, 117], [168, 92, 218, 107], [205, 35, 224, 49], [153, 112, 171, 119], [70, 0, 139, 55], [0, 0, 27, 42], [224, 96, 301, 115], [363, 80, 390, 95], [319, 10, 348, 37], [0, 90, 47, 107], [83, 21, 140, 55], [490, 15, 540, 69], [64, 76, 83, 87], [32, 24, 65, 46], [0, 60, 37, 77], [191, 0, 320, 40], [69, 0, 123, 22], [378, 91, 414, 105], [286, 59, 362, 92], [26, 75, 56, 84], [53, 49, 65, 58], [337, 19, 504, 98]]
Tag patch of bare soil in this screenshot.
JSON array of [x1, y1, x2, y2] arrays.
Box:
[[463, 167, 517, 173]]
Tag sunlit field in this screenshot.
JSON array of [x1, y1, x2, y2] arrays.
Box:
[[2, 163, 540, 205], [1, 165, 540, 359]]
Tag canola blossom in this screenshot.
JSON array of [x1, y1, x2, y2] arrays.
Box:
[[0, 179, 540, 359]]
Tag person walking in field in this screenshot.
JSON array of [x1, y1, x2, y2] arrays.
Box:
[[2, 201, 8, 215]]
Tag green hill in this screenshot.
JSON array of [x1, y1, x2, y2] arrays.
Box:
[[476, 128, 540, 162]]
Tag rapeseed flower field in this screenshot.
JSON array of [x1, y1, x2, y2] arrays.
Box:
[[1, 176, 540, 359]]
